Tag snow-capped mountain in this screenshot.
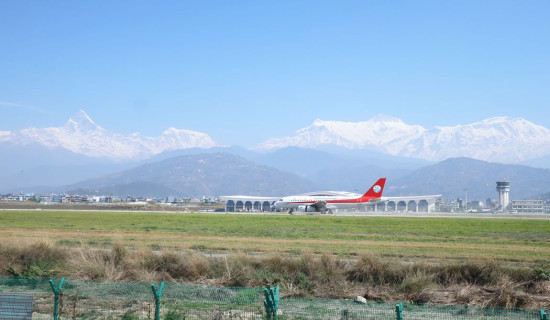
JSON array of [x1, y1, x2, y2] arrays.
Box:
[[259, 115, 425, 151], [0, 110, 218, 160], [257, 115, 550, 163]]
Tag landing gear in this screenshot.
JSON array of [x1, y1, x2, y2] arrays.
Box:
[[327, 210, 333, 214], [288, 208, 294, 215]]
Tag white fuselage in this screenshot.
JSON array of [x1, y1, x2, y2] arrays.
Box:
[[274, 191, 369, 211]]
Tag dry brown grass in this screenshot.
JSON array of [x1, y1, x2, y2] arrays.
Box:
[[1, 240, 67, 278], [436, 258, 503, 286], [348, 252, 403, 285], [215, 252, 257, 287], [1, 241, 549, 309], [70, 246, 125, 280]]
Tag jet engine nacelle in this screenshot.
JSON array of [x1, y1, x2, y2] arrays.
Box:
[[298, 205, 318, 212]]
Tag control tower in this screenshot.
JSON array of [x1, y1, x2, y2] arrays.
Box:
[[496, 181, 510, 211]]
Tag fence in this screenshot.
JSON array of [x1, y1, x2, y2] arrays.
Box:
[[0, 277, 546, 320]]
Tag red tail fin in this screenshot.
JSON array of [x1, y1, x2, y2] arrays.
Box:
[[360, 178, 386, 201]]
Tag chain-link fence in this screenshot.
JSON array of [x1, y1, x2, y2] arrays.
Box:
[[0, 277, 546, 320]]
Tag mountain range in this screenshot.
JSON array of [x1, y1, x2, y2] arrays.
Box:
[[3, 111, 550, 164], [0, 110, 217, 160], [2, 111, 550, 199], [258, 115, 550, 163]]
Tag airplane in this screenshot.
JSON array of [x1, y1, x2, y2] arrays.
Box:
[[273, 178, 386, 214]]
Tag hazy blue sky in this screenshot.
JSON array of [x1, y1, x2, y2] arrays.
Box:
[[1, 1, 549, 146]]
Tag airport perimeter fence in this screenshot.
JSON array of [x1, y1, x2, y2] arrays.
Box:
[[0, 277, 547, 320]]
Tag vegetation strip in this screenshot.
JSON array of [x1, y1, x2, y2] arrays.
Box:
[[1, 210, 549, 308], [0, 210, 549, 262]]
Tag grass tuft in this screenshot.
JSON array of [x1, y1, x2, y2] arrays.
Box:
[[437, 259, 501, 285]]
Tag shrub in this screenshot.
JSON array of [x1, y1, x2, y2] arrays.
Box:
[[397, 272, 436, 303], [5, 241, 67, 278], [348, 252, 403, 285], [534, 267, 550, 281], [437, 259, 501, 286], [295, 271, 313, 293], [312, 253, 348, 298], [121, 310, 140, 320], [486, 276, 533, 308], [112, 242, 128, 266], [214, 253, 256, 287], [163, 310, 186, 320], [71, 248, 124, 280]]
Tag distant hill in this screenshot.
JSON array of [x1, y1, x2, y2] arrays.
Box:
[[61, 148, 419, 197], [389, 157, 550, 200], [0, 144, 431, 194], [64, 153, 313, 197], [0, 141, 134, 192], [252, 147, 419, 191], [519, 153, 550, 169], [10, 149, 550, 201]]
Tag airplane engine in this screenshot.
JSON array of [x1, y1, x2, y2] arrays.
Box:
[[298, 205, 318, 212]]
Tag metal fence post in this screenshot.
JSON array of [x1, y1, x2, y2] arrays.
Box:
[[541, 309, 547, 320], [151, 282, 165, 320], [49, 278, 65, 320], [263, 285, 279, 320], [395, 302, 403, 320]]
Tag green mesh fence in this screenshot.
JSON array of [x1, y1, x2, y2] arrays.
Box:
[[0, 277, 544, 320]]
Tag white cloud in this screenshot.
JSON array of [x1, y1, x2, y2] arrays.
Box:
[[0, 101, 47, 113]]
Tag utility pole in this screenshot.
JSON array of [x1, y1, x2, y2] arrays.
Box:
[[463, 188, 468, 212]]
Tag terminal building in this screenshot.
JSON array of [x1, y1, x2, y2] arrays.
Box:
[[222, 179, 546, 214], [219, 195, 442, 213], [495, 180, 549, 213], [219, 196, 280, 212], [379, 196, 441, 213], [511, 199, 545, 213]]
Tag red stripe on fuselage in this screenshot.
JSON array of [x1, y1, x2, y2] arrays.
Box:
[[288, 201, 317, 204], [289, 197, 376, 204]]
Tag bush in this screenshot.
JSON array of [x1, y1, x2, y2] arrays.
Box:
[[121, 310, 139, 320], [348, 252, 403, 285], [534, 267, 550, 281], [5, 241, 67, 278], [148, 251, 211, 280], [295, 271, 313, 293], [397, 272, 436, 303], [163, 310, 186, 320], [486, 276, 533, 308], [437, 259, 501, 285], [214, 253, 256, 287]]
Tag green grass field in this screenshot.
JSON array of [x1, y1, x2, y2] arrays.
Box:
[[1, 210, 550, 263]]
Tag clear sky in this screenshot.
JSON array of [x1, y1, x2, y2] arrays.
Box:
[[1, 0, 549, 147]]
